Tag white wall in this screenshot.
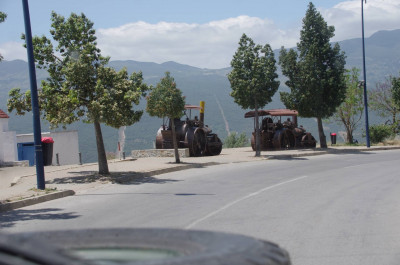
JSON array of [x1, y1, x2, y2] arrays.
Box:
[[0, 131, 18, 162], [51, 131, 80, 165], [0, 118, 18, 163], [0, 118, 8, 132], [16, 130, 80, 166]]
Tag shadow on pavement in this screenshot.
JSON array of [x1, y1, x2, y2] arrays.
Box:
[[46, 171, 100, 184], [46, 171, 182, 186], [327, 149, 375, 155], [0, 208, 80, 228], [263, 156, 309, 160], [75, 192, 215, 197], [112, 173, 182, 185]]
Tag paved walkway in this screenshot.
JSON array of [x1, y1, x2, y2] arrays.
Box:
[[1, 146, 399, 211]]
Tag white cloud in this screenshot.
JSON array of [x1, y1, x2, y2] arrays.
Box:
[[97, 16, 299, 69], [321, 0, 400, 41], [3, 0, 399, 69], [0, 41, 26, 61], [97, 0, 400, 69]]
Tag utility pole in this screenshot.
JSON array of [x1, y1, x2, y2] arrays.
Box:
[[361, 0, 371, 147], [22, 0, 45, 189]]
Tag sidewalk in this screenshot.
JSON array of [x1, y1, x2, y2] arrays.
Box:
[[1, 146, 399, 212]]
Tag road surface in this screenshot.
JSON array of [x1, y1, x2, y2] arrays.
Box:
[[1, 150, 400, 264]]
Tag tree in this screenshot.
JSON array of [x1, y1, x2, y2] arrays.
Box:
[[369, 75, 400, 130], [7, 12, 149, 174], [146, 72, 185, 163], [393, 75, 400, 133], [393, 76, 400, 103], [0, 12, 5, 22], [224, 132, 249, 148], [279, 2, 347, 148], [0, 11, 6, 62], [228, 33, 279, 156], [331, 68, 363, 144], [367, 124, 396, 144]]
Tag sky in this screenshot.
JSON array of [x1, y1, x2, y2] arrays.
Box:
[[0, 0, 399, 69]]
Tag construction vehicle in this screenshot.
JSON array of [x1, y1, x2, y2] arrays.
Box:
[[155, 101, 223, 156], [244, 109, 317, 151]]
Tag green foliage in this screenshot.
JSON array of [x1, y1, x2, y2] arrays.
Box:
[[391, 74, 400, 109], [0, 12, 6, 23], [106, 151, 116, 160], [369, 75, 400, 126], [9, 12, 149, 129], [0, 11, 6, 62], [7, 12, 149, 174], [367, 124, 396, 144], [146, 72, 185, 119], [224, 132, 249, 148], [7, 88, 32, 115], [146, 72, 185, 163], [228, 34, 279, 110], [279, 3, 347, 148], [332, 68, 363, 143], [279, 3, 346, 118], [228, 33, 279, 156]]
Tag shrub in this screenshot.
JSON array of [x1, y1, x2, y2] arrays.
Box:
[[224, 132, 249, 148], [367, 124, 396, 144], [106, 152, 116, 160]]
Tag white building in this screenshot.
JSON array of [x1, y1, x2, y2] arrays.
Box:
[[0, 109, 80, 166], [0, 109, 18, 164]]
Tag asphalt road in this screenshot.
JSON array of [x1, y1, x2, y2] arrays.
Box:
[[1, 150, 400, 265]]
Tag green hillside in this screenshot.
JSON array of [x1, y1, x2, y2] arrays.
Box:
[[1, 30, 399, 162]]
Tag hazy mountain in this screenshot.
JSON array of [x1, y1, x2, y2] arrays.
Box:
[[339, 29, 400, 82], [1, 29, 399, 162]]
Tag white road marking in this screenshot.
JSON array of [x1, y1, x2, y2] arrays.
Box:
[[185, 175, 309, 229]]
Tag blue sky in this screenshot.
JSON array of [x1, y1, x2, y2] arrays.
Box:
[[1, 0, 399, 68]]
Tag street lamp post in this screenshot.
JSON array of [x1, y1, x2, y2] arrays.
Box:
[[361, 0, 370, 147], [22, 0, 45, 189]]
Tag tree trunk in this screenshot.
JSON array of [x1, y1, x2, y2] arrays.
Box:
[[94, 121, 109, 174], [346, 126, 353, 144], [254, 105, 261, 157], [171, 118, 181, 163], [317, 117, 327, 148]]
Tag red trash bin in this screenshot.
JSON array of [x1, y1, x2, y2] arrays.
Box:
[[41, 137, 54, 166], [330, 133, 337, 145]]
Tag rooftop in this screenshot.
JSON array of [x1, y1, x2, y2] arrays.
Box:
[[0, 109, 10, 119]]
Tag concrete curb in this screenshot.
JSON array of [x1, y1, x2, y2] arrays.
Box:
[[265, 146, 400, 159], [0, 190, 75, 212]]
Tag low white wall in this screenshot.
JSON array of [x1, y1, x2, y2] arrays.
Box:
[[16, 130, 79, 166], [0, 131, 18, 162], [0, 118, 18, 163], [0, 118, 8, 132], [51, 131, 80, 165]]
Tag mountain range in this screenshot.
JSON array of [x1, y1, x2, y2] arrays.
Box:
[[1, 29, 399, 162]]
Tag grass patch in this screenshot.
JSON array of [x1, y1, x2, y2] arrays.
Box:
[[29, 187, 58, 194], [380, 139, 400, 146]]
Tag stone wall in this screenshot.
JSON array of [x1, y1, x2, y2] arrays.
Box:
[[131, 149, 189, 158]]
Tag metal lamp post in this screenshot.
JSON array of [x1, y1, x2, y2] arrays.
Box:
[[22, 0, 45, 189], [361, 0, 371, 147]]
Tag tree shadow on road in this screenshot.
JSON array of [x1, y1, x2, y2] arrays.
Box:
[[46, 171, 181, 185], [46, 171, 100, 184], [326, 149, 375, 155], [262, 156, 309, 160], [0, 208, 80, 228]]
